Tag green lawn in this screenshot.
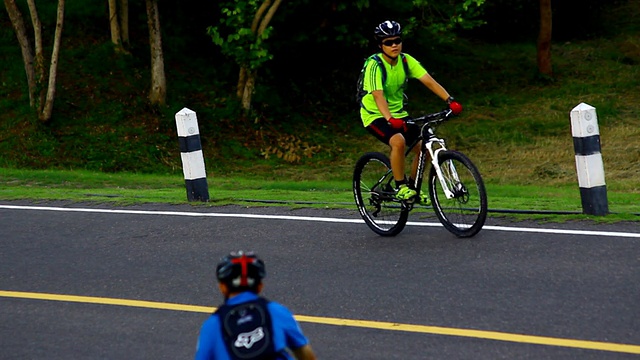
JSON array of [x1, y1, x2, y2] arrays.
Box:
[[1, 168, 638, 223]]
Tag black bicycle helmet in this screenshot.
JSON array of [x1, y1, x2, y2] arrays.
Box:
[[374, 20, 402, 42], [216, 250, 266, 292]]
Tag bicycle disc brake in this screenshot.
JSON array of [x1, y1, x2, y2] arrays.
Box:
[[453, 182, 470, 203]]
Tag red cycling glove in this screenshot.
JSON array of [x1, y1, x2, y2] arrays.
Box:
[[388, 117, 407, 132], [447, 96, 463, 115]]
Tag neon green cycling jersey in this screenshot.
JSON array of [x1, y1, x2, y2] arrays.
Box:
[[359, 52, 428, 127]]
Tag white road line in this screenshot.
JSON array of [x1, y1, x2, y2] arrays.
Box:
[[1, 204, 639, 238]]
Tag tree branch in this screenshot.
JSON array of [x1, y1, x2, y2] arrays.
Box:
[[251, 0, 271, 33], [257, 0, 283, 35], [41, 0, 65, 121], [4, 0, 36, 107]]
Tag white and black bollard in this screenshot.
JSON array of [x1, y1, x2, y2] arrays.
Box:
[[175, 107, 209, 202], [570, 103, 608, 215]]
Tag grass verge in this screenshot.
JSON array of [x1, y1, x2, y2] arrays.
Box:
[[1, 168, 638, 223]]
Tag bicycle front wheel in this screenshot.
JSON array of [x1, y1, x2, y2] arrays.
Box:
[[428, 150, 487, 238], [353, 152, 408, 236]]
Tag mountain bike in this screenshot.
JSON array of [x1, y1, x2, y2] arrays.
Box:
[[353, 109, 488, 237]]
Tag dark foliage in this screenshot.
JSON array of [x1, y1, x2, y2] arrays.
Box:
[[0, 0, 633, 173]]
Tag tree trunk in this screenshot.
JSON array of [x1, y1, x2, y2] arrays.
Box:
[[4, 0, 36, 107], [26, 0, 45, 109], [537, 0, 553, 76], [108, 0, 124, 52], [251, 0, 271, 32], [257, 0, 283, 34], [40, 0, 65, 122], [146, 0, 166, 106], [237, 0, 284, 111], [236, 67, 247, 99], [242, 70, 256, 111], [4, 0, 65, 121], [118, 0, 129, 46]]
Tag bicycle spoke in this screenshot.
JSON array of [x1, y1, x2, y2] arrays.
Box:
[[353, 153, 408, 236], [429, 151, 487, 237]]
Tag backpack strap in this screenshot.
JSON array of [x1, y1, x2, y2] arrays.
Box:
[[400, 53, 410, 89], [358, 54, 386, 114], [360, 54, 408, 114], [399, 53, 410, 109]]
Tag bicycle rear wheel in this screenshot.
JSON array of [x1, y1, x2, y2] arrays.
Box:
[[428, 150, 487, 238], [353, 152, 409, 236]]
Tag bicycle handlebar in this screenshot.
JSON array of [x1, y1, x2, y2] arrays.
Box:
[[405, 108, 453, 126]]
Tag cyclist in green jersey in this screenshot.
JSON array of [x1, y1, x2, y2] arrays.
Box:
[[360, 20, 463, 201]]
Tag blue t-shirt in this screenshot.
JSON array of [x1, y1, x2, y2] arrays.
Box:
[[195, 292, 310, 360]]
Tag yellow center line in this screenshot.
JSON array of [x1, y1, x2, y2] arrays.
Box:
[[1, 290, 639, 355]]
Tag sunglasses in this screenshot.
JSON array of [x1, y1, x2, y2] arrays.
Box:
[[382, 38, 402, 46]]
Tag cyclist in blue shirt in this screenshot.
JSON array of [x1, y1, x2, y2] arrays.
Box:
[[195, 251, 316, 360]]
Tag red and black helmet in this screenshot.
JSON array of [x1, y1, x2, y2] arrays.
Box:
[[216, 250, 266, 292]]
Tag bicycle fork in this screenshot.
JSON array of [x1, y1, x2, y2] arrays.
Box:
[[420, 137, 461, 200]]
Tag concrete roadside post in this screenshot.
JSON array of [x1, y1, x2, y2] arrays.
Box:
[[570, 103, 608, 215], [175, 107, 209, 202]]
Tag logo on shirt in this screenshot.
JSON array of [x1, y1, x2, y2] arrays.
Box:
[[234, 327, 265, 349]]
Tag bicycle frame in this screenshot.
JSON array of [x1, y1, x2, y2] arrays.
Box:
[[354, 108, 487, 237], [406, 110, 462, 200]]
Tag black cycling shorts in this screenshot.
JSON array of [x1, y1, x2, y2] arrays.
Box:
[[366, 117, 420, 147]]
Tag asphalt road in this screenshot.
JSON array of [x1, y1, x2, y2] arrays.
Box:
[[0, 201, 639, 359]]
